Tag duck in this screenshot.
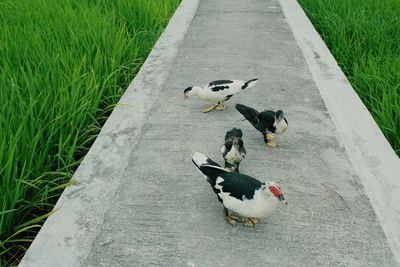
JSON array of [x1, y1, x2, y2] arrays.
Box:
[[192, 152, 287, 226], [235, 103, 288, 147], [183, 79, 258, 113], [221, 128, 246, 173]]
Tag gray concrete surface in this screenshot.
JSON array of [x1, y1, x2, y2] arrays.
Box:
[[279, 0, 400, 263], [20, 0, 400, 266]]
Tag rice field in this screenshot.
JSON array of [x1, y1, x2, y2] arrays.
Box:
[[298, 0, 400, 155], [0, 0, 181, 265]]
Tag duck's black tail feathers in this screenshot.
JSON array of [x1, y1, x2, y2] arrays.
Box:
[[241, 78, 258, 89], [192, 152, 227, 185], [235, 103, 259, 126]]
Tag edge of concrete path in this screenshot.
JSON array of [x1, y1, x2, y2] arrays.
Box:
[[279, 0, 400, 264], [19, 0, 200, 266]]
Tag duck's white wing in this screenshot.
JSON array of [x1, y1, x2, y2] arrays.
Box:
[[200, 79, 257, 101], [206, 80, 244, 94]]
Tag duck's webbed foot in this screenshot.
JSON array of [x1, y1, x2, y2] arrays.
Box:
[[264, 133, 277, 147], [242, 217, 260, 227], [202, 103, 219, 113], [225, 208, 239, 226], [215, 101, 225, 110]]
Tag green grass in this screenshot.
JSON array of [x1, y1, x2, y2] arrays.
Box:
[[298, 0, 400, 155], [0, 0, 180, 265]]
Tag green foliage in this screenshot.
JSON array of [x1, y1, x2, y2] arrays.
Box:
[[298, 0, 400, 155], [0, 0, 180, 265]]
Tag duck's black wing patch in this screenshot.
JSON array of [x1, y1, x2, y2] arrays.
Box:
[[211, 85, 229, 92], [198, 164, 227, 184], [218, 172, 262, 200], [209, 80, 234, 92], [204, 156, 222, 168], [235, 104, 259, 126], [199, 165, 228, 203], [209, 80, 233, 87], [258, 110, 276, 132]]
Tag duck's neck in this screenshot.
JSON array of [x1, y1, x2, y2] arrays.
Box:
[[190, 86, 201, 96]]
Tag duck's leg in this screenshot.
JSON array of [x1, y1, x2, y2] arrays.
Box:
[[225, 208, 239, 225], [202, 103, 219, 113], [264, 132, 277, 147], [242, 217, 260, 227], [215, 101, 225, 110]]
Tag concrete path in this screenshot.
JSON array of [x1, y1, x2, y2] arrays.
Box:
[[21, 0, 400, 266]]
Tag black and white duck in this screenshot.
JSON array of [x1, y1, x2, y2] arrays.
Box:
[[221, 128, 246, 173], [192, 152, 287, 226], [235, 103, 288, 147], [183, 79, 258, 113]]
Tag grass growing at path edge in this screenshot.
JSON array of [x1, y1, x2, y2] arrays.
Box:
[[298, 0, 400, 155], [0, 0, 181, 265]]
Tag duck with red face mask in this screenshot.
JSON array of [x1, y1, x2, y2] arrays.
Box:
[[192, 152, 287, 227]]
